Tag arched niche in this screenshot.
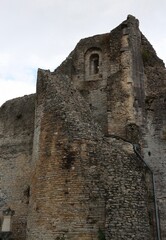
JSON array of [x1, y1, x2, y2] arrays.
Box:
[[84, 47, 102, 80]]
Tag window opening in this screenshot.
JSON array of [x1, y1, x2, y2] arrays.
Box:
[[90, 54, 99, 75]]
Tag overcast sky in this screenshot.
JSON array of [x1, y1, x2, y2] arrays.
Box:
[[0, 0, 166, 106]]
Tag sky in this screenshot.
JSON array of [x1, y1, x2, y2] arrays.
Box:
[[0, 0, 166, 106]]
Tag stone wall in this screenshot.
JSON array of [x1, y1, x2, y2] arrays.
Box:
[[0, 15, 165, 240], [0, 95, 35, 239], [56, 16, 145, 141], [26, 70, 155, 240], [141, 33, 166, 239], [54, 15, 166, 239], [56, 33, 111, 134]]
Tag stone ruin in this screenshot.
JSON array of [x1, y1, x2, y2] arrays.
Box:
[[0, 15, 166, 240]]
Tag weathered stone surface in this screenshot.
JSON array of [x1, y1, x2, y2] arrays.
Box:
[[0, 15, 166, 240], [141, 33, 166, 239], [25, 71, 153, 240], [0, 95, 35, 239]]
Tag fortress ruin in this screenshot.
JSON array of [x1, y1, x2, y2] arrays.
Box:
[[0, 15, 166, 240]]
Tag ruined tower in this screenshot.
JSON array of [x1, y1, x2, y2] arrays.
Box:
[[0, 15, 166, 240]]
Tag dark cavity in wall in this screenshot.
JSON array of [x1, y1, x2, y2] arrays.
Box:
[[62, 150, 75, 170], [23, 185, 30, 204], [16, 113, 22, 120]]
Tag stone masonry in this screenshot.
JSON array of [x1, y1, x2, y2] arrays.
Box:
[[0, 15, 166, 240]]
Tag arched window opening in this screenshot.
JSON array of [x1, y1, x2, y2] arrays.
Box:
[[90, 54, 99, 75]]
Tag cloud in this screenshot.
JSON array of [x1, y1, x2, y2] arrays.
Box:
[[0, 78, 35, 107]]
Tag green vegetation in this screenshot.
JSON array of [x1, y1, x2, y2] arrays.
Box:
[[141, 49, 151, 63], [98, 228, 106, 240]]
